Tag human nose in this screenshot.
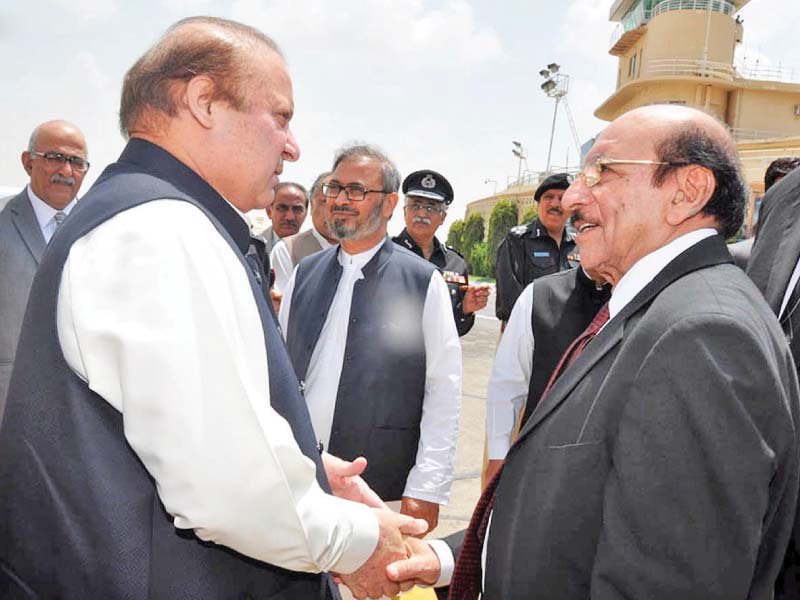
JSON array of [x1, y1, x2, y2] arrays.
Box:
[[561, 178, 590, 214], [283, 126, 300, 162]]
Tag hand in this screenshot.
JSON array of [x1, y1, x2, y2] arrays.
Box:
[[323, 452, 388, 510], [401, 496, 439, 534], [269, 288, 282, 314], [485, 459, 504, 490], [461, 284, 491, 314], [386, 536, 442, 588], [338, 509, 428, 599]]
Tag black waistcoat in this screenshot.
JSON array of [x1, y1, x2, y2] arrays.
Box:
[[286, 238, 434, 501], [521, 268, 611, 425], [0, 139, 336, 600]]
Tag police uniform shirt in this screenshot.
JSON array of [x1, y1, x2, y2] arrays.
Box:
[[494, 219, 578, 321], [392, 228, 475, 337]]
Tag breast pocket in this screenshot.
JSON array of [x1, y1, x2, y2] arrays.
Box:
[[529, 251, 556, 275]]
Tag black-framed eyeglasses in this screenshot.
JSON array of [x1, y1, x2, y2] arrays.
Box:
[[406, 201, 445, 215], [30, 151, 90, 173], [322, 182, 387, 202], [575, 156, 689, 188]]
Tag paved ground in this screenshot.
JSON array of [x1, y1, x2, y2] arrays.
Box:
[[433, 288, 500, 539]]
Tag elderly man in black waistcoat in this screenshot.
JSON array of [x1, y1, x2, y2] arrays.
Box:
[[0, 17, 425, 600], [279, 144, 461, 535]]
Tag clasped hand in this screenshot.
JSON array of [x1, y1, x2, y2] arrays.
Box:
[[324, 454, 442, 598]]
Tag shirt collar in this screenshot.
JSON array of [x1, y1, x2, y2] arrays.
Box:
[[338, 237, 385, 268], [26, 184, 77, 231], [311, 226, 334, 250], [609, 228, 717, 321]]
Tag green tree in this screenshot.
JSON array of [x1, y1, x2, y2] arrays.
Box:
[[446, 219, 465, 253], [520, 203, 538, 225], [460, 212, 485, 272], [469, 242, 491, 277], [486, 200, 519, 278]]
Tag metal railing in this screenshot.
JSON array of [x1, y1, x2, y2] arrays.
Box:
[[652, 0, 736, 17], [646, 58, 736, 79], [735, 60, 800, 85], [609, 1, 652, 49]]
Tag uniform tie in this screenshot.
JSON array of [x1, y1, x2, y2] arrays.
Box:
[[448, 301, 611, 600]]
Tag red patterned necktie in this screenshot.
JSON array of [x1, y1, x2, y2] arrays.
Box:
[[448, 301, 611, 600]]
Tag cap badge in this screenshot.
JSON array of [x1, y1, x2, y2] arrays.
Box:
[[421, 174, 436, 189]]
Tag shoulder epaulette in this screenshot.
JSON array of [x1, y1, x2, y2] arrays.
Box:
[[509, 224, 528, 237]]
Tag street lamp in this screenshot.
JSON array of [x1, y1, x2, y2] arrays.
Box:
[[539, 63, 570, 174], [511, 141, 526, 185], [484, 178, 498, 194]]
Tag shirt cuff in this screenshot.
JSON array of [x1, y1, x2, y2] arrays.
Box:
[[301, 491, 379, 575], [400, 487, 449, 506], [427, 539, 455, 587], [487, 436, 512, 460]]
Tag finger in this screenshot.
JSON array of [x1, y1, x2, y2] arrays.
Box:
[[386, 556, 422, 582], [354, 476, 389, 509], [324, 453, 367, 477], [396, 515, 428, 537]]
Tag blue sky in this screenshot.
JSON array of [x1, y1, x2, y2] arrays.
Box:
[[1, 0, 796, 232]]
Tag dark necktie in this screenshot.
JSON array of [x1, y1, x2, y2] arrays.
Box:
[[448, 301, 611, 600], [781, 277, 800, 371]]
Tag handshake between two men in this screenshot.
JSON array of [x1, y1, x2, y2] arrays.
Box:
[[325, 453, 444, 599]]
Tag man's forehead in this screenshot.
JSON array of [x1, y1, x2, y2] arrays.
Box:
[[333, 157, 383, 181]]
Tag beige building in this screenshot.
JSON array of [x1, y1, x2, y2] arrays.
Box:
[[466, 0, 800, 232], [599, 0, 800, 231]]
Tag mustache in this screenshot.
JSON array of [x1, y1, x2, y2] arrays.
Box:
[[51, 174, 75, 186], [331, 206, 359, 216], [413, 216, 432, 225], [546, 207, 563, 215], [569, 211, 585, 227]]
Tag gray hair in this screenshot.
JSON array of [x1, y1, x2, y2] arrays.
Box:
[[119, 16, 282, 137], [332, 143, 401, 193], [310, 171, 331, 202], [274, 181, 309, 207]]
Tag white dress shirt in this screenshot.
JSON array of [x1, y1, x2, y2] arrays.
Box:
[[279, 238, 462, 505], [486, 283, 535, 460], [27, 184, 77, 242], [56, 199, 378, 575], [270, 227, 333, 292], [431, 227, 720, 587], [780, 258, 800, 319]]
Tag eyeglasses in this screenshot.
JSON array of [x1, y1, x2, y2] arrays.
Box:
[[406, 202, 445, 215], [322, 182, 387, 202], [576, 157, 688, 188], [30, 151, 90, 173]]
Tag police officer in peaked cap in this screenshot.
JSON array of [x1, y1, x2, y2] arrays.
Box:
[[393, 170, 490, 336], [494, 172, 579, 328]]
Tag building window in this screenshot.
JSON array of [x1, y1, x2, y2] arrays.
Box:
[[629, 54, 637, 78]]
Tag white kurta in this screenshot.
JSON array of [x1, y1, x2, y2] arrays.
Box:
[[279, 239, 462, 505], [56, 199, 377, 575], [270, 227, 333, 292]]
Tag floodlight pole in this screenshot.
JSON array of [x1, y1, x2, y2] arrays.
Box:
[[545, 95, 561, 174]]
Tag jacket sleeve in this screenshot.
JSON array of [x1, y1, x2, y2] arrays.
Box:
[[495, 237, 523, 322]]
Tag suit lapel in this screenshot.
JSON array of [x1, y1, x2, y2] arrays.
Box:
[[517, 234, 734, 443], [747, 170, 800, 315], [9, 191, 46, 264]]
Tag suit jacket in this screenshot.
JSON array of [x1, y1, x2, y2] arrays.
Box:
[[474, 235, 799, 599], [283, 228, 324, 265], [728, 237, 753, 270], [0, 189, 44, 415], [746, 166, 800, 598], [257, 225, 280, 254]]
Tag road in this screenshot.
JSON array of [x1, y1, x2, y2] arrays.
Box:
[[434, 287, 500, 538]]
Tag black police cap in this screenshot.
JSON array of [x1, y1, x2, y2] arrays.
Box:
[[534, 172, 571, 201], [402, 170, 454, 205]]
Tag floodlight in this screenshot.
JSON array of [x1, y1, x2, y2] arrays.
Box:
[[539, 69, 550, 78], [541, 79, 557, 93], [547, 63, 560, 73]]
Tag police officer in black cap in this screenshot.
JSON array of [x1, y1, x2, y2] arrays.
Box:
[[393, 170, 490, 336], [494, 172, 578, 327]]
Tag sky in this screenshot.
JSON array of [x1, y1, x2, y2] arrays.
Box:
[[0, 0, 797, 234]]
